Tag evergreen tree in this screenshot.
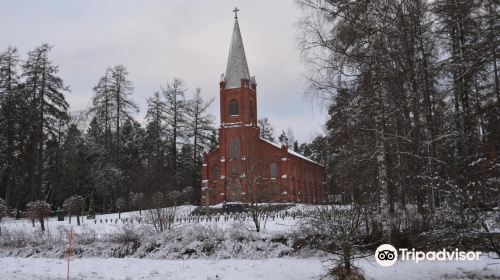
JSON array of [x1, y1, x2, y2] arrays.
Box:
[[145, 91, 169, 193], [185, 88, 215, 189], [0, 47, 21, 206], [22, 44, 69, 202], [278, 130, 288, 147], [258, 117, 275, 142], [162, 78, 187, 189]]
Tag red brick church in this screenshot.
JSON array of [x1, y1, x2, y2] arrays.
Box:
[[201, 10, 326, 205]]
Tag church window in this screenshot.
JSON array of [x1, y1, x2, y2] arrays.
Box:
[[270, 183, 280, 194], [213, 166, 219, 180], [270, 162, 278, 178], [228, 138, 240, 159], [249, 100, 255, 120], [229, 99, 239, 115]]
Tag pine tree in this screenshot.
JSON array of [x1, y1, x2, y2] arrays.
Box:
[[108, 65, 137, 158], [22, 44, 69, 202], [120, 118, 145, 196], [185, 88, 215, 187], [0, 47, 21, 206], [278, 130, 288, 147], [89, 66, 137, 162], [258, 117, 275, 142], [145, 91, 169, 193], [89, 69, 114, 154], [162, 78, 187, 188]]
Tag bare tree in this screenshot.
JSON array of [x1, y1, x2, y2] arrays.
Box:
[[300, 205, 370, 279], [236, 146, 269, 232], [145, 191, 179, 233]]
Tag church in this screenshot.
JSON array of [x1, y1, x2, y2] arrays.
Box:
[[201, 10, 326, 205]]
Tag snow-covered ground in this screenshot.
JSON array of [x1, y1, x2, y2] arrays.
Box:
[[1, 205, 199, 237], [1, 204, 499, 279], [0, 204, 308, 237], [1, 256, 498, 280]]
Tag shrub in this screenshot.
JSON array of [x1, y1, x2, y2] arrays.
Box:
[[26, 200, 51, 232], [63, 195, 85, 225]]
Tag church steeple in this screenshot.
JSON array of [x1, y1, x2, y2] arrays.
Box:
[[224, 8, 251, 89], [219, 8, 257, 125]]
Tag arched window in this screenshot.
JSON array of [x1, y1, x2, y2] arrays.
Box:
[[270, 162, 278, 178], [213, 166, 219, 180], [229, 99, 239, 116], [228, 138, 240, 159], [249, 100, 255, 120]]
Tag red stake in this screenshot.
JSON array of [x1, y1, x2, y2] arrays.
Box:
[[67, 226, 73, 280]]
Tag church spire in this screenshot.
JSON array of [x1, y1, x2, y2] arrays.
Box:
[[224, 8, 251, 89]]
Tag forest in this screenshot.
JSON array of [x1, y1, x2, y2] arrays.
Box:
[[0, 43, 313, 215], [295, 0, 499, 216], [0, 44, 223, 214], [0, 0, 498, 232], [0, 1, 499, 278]]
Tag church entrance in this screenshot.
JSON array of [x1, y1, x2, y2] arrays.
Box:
[[227, 178, 243, 202]]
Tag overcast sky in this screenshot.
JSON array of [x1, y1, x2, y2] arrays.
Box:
[[0, 0, 327, 142]]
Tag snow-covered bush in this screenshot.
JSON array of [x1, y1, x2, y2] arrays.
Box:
[[110, 225, 141, 245], [298, 205, 367, 279], [63, 195, 85, 225], [26, 200, 51, 232], [145, 192, 177, 232], [74, 226, 98, 245]]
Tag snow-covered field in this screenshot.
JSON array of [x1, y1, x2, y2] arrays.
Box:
[[0, 204, 303, 237], [1, 256, 498, 280], [1, 204, 499, 279]]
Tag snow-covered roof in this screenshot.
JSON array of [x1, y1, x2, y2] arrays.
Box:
[[260, 137, 282, 149], [224, 17, 251, 89], [259, 138, 324, 167]]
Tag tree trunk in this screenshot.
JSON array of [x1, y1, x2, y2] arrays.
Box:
[[36, 65, 47, 201], [39, 216, 45, 232], [373, 70, 393, 239]]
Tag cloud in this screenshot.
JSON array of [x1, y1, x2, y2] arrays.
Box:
[[0, 0, 326, 142]]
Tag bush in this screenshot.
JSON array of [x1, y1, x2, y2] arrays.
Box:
[[298, 205, 368, 279], [26, 200, 51, 231], [110, 225, 141, 247]]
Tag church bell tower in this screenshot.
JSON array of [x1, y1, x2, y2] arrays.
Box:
[[219, 8, 258, 126]]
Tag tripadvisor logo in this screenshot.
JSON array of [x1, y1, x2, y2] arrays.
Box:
[[375, 244, 398, 267], [375, 244, 481, 267]]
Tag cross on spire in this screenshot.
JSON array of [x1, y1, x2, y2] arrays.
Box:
[[233, 7, 239, 19]]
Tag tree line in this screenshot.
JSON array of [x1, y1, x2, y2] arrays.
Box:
[[0, 44, 218, 215], [296, 0, 499, 238]]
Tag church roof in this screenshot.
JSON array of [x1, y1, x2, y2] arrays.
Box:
[[224, 17, 251, 89], [260, 138, 325, 167]]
